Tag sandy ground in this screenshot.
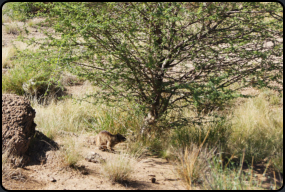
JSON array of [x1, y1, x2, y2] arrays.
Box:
[[2, 133, 186, 190], [1, 129, 283, 190]]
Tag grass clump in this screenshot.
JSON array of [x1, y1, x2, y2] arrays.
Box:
[[202, 157, 262, 190], [33, 98, 98, 139], [61, 137, 82, 167], [2, 65, 33, 95], [2, 45, 16, 68], [202, 153, 283, 190], [2, 42, 28, 68], [33, 82, 144, 140], [175, 143, 216, 189], [170, 118, 231, 153], [228, 91, 283, 165], [2, 15, 13, 24], [100, 152, 137, 183], [4, 22, 21, 35], [174, 128, 215, 189]]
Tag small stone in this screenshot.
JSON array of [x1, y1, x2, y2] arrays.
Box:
[[81, 170, 88, 175], [85, 152, 105, 163], [150, 177, 156, 183]]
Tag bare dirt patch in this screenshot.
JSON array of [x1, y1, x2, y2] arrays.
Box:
[[3, 129, 282, 190], [2, 132, 186, 190]]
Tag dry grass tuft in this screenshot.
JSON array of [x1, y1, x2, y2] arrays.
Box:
[[2, 15, 13, 23], [100, 152, 138, 183], [2, 42, 28, 68], [60, 72, 83, 86], [174, 129, 216, 189], [175, 144, 216, 189], [2, 46, 17, 68], [60, 137, 82, 168], [4, 22, 21, 35], [33, 93, 99, 139], [228, 91, 283, 163]]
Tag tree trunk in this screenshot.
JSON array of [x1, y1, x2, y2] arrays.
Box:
[[140, 110, 157, 136]]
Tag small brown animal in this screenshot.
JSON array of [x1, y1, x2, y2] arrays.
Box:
[[95, 130, 126, 151]]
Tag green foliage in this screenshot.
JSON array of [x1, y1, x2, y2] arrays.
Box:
[[2, 65, 32, 95], [3, 2, 53, 21], [13, 2, 283, 129], [2, 48, 64, 100]]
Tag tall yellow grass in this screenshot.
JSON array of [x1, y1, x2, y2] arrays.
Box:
[[228, 91, 283, 163], [33, 98, 100, 139], [2, 42, 28, 68], [175, 129, 214, 189]]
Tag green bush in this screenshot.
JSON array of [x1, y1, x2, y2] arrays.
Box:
[[2, 64, 33, 95], [2, 49, 64, 101]]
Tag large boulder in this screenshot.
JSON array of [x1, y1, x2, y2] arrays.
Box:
[[2, 94, 36, 166]]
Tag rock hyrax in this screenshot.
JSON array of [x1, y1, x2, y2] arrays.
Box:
[[95, 130, 126, 151]]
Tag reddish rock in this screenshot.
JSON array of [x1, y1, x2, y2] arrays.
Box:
[[2, 94, 36, 166]]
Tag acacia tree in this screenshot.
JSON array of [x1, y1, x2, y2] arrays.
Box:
[[21, 2, 283, 133]]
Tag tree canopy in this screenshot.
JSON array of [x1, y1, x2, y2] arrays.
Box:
[[16, 2, 283, 132]]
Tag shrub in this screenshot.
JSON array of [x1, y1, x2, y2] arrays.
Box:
[[2, 48, 64, 102], [2, 64, 64, 102]]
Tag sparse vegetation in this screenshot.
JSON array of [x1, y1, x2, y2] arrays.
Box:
[[2, 2, 283, 190], [2, 41, 29, 69]]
